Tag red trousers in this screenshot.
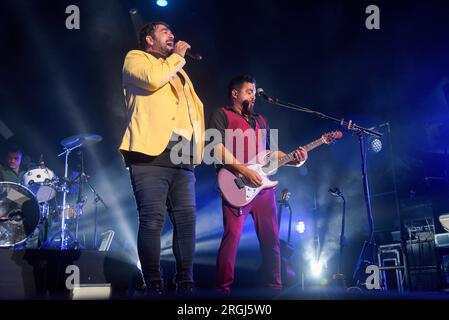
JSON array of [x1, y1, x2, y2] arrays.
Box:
[[215, 188, 282, 292]]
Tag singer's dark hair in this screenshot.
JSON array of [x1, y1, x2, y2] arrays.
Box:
[[139, 21, 170, 50], [228, 75, 256, 100]]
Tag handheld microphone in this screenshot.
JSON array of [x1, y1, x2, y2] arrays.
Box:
[[186, 48, 202, 61], [256, 88, 275, 102]]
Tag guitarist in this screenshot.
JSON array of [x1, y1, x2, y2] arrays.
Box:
[[208, 75, 308, 294]]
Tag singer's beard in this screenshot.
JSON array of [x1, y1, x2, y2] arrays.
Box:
[[241, 100, 253, 116], [153, 44, 171, 57]]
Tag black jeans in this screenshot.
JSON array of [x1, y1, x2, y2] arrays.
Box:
[[129, 165, 196, 284]]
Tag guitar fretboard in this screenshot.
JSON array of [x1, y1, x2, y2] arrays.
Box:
[[267, 136, 325, 170]]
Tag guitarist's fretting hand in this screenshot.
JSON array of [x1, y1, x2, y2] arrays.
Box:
[[291, 147, 308, 165], [241, 167, 263, 187]]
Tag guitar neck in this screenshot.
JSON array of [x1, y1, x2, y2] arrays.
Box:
[[275, 136, 325, 168]]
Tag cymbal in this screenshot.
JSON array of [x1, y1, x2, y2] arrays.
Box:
[[61, 133, 103, 148]]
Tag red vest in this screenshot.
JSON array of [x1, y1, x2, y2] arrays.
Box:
[[222, 108, 268, 164]]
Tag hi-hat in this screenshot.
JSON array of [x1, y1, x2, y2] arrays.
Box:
[[61, 134, 102, 149]]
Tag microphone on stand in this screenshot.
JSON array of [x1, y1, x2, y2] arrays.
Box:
[[256, 88, 276, 103]]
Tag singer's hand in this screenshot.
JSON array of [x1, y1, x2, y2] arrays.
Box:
[[173, 40, 191, 58]]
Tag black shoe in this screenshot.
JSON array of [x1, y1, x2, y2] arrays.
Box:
[[145, 280, 165, 297], [176, 281, 196, 295]]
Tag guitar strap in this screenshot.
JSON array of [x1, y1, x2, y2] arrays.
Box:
[[253, 114, 266, 130], [253, 114, 269, 151]]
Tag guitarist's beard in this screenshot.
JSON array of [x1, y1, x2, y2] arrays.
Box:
[[241, 100, 253, 117]]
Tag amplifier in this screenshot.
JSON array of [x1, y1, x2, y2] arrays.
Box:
[[406, 240, 437, 268]]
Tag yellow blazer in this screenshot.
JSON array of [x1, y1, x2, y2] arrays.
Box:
[[119, 50, 205, 164]]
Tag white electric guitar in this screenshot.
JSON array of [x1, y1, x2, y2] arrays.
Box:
[[217, 131, 343, 208]]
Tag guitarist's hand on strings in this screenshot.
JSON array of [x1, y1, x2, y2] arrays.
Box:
[[242, 167, 263, 187], [292, 147, 308, 165]]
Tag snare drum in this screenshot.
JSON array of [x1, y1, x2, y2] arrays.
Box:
[[0, 182, 41, 247], [23, 167, 58, 203]]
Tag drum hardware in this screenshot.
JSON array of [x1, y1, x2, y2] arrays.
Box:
[[48, 142, 82, 249], [37, 202, 52, 247], [60, 133, 102, 149], [1, 133, 104, 250], [65, 134, 107, 249], [43, 133, 102, 250]]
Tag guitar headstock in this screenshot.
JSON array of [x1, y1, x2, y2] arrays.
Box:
[[322, 131, 343, 145]]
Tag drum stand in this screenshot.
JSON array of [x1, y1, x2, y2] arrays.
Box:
[[72, 150, 87, 248], [37, 202, 51, 247], [45, 143, 82, 250]]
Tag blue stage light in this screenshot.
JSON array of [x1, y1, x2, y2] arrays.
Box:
[[156, 0, 168, 7], [296, 221, 306, 234], [370, 138, 383, 153]]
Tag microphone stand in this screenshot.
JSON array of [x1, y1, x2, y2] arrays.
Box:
[[277, 189, 297, 289], [329, 188, 347, 287], [260, 94, 382, 287], [85, 179, 108, 249]]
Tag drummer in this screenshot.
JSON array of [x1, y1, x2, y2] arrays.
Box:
[[0, 144, 25, 183]]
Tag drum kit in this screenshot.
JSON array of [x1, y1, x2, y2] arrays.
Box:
[[0, 133, 105, 250]]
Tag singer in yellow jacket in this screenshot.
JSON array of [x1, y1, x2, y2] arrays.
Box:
[[119, 49, 205, 164], [119, 21, 204, 295]]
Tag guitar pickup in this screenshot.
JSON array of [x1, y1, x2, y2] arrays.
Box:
[[234, 178, 245, 189]]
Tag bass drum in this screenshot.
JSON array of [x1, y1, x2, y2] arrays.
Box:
[[0, 182, 41, 248]]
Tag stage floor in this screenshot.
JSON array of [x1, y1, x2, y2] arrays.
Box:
[[1, 249, 449, 300]]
